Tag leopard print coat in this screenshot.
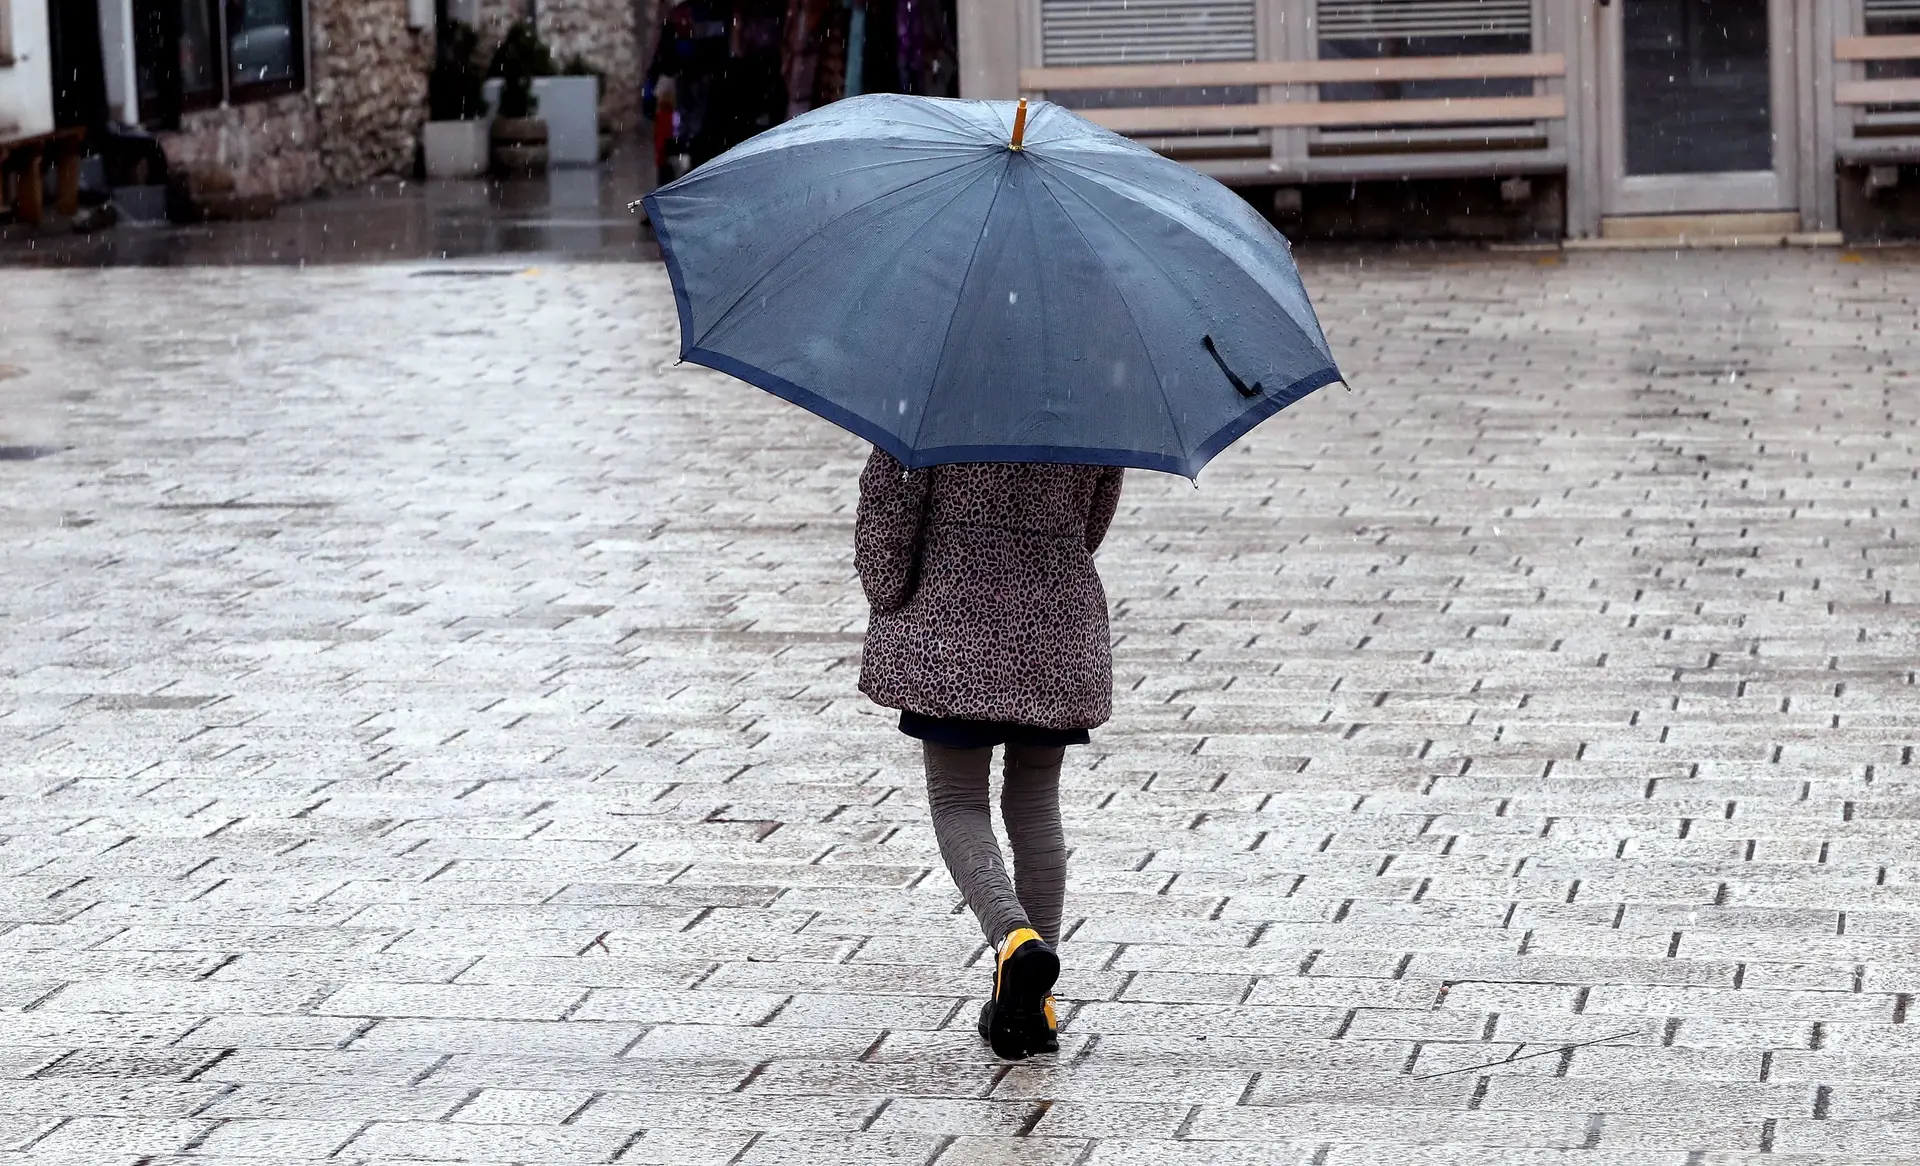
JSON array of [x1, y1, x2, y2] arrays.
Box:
[[855, 448, 1124, 730]]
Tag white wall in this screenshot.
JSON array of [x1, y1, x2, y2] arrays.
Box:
[[0, 0, 55, 135]]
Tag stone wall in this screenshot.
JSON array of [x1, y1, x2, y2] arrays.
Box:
[[471, 0, 528, 43], [310, 0, 435, 188], [163, 95, 328, 202]]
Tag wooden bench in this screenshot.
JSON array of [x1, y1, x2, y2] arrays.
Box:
[[1020, 53, 1568, 185], [0, 126, 87, 226], [1836, 33, 1920, 186]]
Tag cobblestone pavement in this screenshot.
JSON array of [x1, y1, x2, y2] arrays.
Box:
[[3, 247, 1920, 1166]]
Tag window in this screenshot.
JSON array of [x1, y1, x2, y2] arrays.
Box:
[[1864, 0, 1920, 114], [134, 0, 220, 124], [1041, 0, 1255, 67], [227, 0, 303, 99], [132, 0, 302, 127], [1039, 0, 1260, 121], [1317, 0, 1532, 102]]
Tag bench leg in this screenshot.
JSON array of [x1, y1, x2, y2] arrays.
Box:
[[56, 142, 81, 218], [16, 146, 44, 225]]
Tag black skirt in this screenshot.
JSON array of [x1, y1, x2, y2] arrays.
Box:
[[898, 710, 1090, 750]]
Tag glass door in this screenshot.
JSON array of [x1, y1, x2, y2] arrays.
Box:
[[1599, 0, 1798, 216]]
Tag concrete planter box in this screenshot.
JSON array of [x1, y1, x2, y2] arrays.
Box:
[[481, 75, 599, 166], [532, 76, 599, 165], [423, 119, 492, 180]]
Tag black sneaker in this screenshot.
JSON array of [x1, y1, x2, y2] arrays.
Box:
[[975, 995, 1058, 1056], [1033, 994, 1059, 1054], [976, 927, 1059, 1060]]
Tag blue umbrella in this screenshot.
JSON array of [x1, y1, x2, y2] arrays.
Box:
[[642, 93, 1342, 478]]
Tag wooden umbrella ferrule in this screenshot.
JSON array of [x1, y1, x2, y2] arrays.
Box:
[[1010, 98, 1028, 150]]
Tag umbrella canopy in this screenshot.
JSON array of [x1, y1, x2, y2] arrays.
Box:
[[642, 93, 1342, 477]]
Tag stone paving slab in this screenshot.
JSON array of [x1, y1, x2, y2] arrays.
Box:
[[2, 247, 1920, 1163]]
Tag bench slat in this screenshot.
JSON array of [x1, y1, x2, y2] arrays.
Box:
[[1836, 78, 1920, 105], [0, 126, 87, 150], [1176, 147, 1567, 186], [1836, 35, 1920, 62], [1022, 52, 1565, 93], [1836, 137, 1920, 164], [1082, 94, 1566, 134]]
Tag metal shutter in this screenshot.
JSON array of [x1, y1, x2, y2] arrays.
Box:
[[1865, 0, 1920, 18], [1040, 0, 1258, 66], [1317, 0, 1531, 38]]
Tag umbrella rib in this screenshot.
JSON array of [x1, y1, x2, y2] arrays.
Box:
[[1029, 153, 1333, 355], [912, 97, 1007, 141], [687, 153, 998, 352], [1036, 152, 1336, 380], [1027, 163, 1186, 469], [908, 157, 1012, 460]]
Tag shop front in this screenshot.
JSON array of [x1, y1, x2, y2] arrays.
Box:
[[958, 0, 1920, 239]]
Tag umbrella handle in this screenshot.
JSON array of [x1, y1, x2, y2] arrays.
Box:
[[1202, 335, 1263, 398], [1011, 98, 1028, 151]]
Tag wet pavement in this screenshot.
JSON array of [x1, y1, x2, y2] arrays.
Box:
[[0, 141, 659, 267], [6, 244, 1920, 1164]]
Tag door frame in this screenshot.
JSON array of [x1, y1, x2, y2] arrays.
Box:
[[1597, 0, 1800, 216]]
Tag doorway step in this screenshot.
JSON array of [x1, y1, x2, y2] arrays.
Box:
[[1568, 212, 1839, 249]]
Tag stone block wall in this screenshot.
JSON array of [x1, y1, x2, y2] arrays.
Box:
[[165, 96, 328, 202], [310, 0, 435, 188]]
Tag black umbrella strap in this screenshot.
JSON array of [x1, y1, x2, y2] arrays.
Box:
[[1202, 335, 1263, 398]]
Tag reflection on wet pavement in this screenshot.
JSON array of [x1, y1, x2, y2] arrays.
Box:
[[0, 140, 659, 267]]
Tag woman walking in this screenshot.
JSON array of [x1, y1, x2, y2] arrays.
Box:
[[645, 92, 1339, 1051], [856, 447, 1124, 1061]]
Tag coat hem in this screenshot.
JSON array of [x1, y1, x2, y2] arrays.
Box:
[[858, 683, 1110, 734]]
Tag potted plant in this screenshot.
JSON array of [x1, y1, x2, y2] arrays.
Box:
[[423, 20, 490, 179], [531, 55, 602, 166], [487, 20, 555, 175]]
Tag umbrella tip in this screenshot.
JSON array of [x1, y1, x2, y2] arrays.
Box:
[[1010, 98, 1028, 151]]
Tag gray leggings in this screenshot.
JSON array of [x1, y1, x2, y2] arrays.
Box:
[[923, 742, 1068, 946]]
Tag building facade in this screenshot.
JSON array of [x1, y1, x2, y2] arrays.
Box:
[[959, 0, 1920, 239], [2, 0, 647, 204], [129, 0, 437, 201]]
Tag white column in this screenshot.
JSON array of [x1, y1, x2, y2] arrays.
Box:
[[97, 0, 139, 124], [958, 0, 1020, 99], [1267, 0, 1310, 182], [1564, 2, 1603, 237], [1800, 0, 1841, 231]]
